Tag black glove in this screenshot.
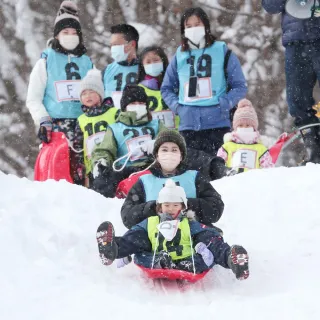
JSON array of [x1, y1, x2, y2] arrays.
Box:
[[92, 159, 111, 179], [38, 119, 53, 143]]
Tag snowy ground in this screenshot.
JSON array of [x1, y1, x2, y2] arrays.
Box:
[[1, 165, 320, 320]]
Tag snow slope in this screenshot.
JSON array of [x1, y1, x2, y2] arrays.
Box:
[[1, 165, 320, 320]]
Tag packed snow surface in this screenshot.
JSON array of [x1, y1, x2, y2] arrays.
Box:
[[1, 165, 320, 320]]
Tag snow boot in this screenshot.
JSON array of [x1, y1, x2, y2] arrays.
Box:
[[300, 126, 320, 164], [227, 245, 249, 280], [96, 221, 118, 266]]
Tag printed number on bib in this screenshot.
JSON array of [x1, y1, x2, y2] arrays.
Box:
[[152, 111, 175, 129], [232, 149, 257, 169], [86, 132, 106, 158], [184, 77, 212, 102], [112, 91, 123, 109], [126, 134, 152, 161], [55, 80, 80, 101]]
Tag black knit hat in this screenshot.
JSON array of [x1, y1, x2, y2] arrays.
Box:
[[54, 1, 82, 37], [153, 129, 187, 161], [120, 85, 148, 111]]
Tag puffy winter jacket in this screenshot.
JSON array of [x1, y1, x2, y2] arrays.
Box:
[[120, 163, 224, 229], [262, 0, 320, 46]]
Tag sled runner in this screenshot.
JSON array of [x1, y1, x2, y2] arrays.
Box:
[[34, 132, 73, 183], [136, 265, 209, 283]]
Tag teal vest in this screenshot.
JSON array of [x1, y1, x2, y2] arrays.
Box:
[[103, 62, 138, 99], [110, 120, 159, 166], [176, 41, 226, 107], [140, 170, 197, 201], [42, 48, 93, 119]]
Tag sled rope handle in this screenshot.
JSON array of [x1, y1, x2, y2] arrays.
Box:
[[65, 137, 84, 154], [112, 152, 133, 172], [189, 232, 196, 275], [151, 231, 160, 269], [128, 160, 156, 178]]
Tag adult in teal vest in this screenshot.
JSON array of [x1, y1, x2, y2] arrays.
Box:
[[102, 24, 139, 108], [121, 129, 224, 230], [26, 1, 93, 144], [161, 7, 247, 157], [91, 85, 166, 198]]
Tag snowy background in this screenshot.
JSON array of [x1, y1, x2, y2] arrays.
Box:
[[1, 165, 320, 319], [1, 0, 318, 177]]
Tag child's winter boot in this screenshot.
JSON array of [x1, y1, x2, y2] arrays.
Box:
[[227, 245, 249, 280], [155, 251, 176, 269], [96, 221, 118, 266]]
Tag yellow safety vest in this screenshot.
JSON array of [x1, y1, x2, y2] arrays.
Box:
[[139, 84, 180, 129], [147, 216, 193, 261], [222, 141, 268, 171], [78, 108, 118, 173]]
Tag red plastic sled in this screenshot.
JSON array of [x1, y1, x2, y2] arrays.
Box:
[[269, 132, 295, 164], [116, 170, 151, 198], [34, 132, 73, 183], [137, 265, 209, 283]]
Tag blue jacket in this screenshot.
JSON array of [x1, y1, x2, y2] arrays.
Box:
[[160, 46, 247, 131], [262, 0, 320, 46]]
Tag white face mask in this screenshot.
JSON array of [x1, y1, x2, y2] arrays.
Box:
[[236, 127, 256, 143], [126, 104, 147, 119], [59, 34, 79, 50], [144, 62, 164, 77], [184, 26, 205, 45], [158, 152, 181, 172], [111, 45, 129, 63]]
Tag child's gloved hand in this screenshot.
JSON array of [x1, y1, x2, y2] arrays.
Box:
[[93, 158, 110, 179], [226, 168, 239, 176], [117, 256, 132, 268], [140, 140, 155, 155], [38, 117, 53, 143]]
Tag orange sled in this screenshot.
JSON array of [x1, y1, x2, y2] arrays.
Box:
[[34, 132, 73, 183]]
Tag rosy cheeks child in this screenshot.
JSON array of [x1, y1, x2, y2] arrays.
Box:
[[159, 202, 184, 219], [80, 89, 102, 107]]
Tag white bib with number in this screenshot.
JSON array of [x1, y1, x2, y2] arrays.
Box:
[[151, 110, 175, 129], [126, 134, 152, 161], [157, 220, 180, 241], [55, 80, 81, 101], [232, 149, 257, 169], [184, 77, 212, 102], [112, 91, 123, 109], [85, 132, 106, 158]]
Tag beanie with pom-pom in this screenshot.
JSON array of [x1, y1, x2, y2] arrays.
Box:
[[233, 99, 259, 130], [157, 179, 187, 208], [54, 1, 81, 36]]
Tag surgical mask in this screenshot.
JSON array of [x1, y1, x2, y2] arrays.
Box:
[[184, 26, 205, 45], [111, 45, 129, 63], [126, 104, 147, 119], [144, 62, 164, 77], [236, 127, 256, 143], [158, 152, 181, 172], [59, 35, 79, 51]]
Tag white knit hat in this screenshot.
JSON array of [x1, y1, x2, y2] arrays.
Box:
[[79, 69, 105, 103], [157, 179, 188, 208]]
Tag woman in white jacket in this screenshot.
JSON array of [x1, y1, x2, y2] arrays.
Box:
[[26, 1, 93, 144]]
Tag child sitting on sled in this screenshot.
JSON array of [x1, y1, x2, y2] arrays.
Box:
[[96, 179, 249, 280], [217, 99, 274, 172], [73, 69, 118, 186]]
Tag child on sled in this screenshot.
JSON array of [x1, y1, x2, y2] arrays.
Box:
[[96, 179, 249, 280], [217, 99, 274, 172]]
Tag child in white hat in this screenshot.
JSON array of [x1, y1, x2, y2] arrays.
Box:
[[73, 69, 118, 186], [96, 179, 249, 280]]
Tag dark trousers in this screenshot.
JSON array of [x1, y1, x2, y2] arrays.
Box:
[[181, 127, 231, 156], [285, 42, 320, 127], [115, 228, 230, 274]]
